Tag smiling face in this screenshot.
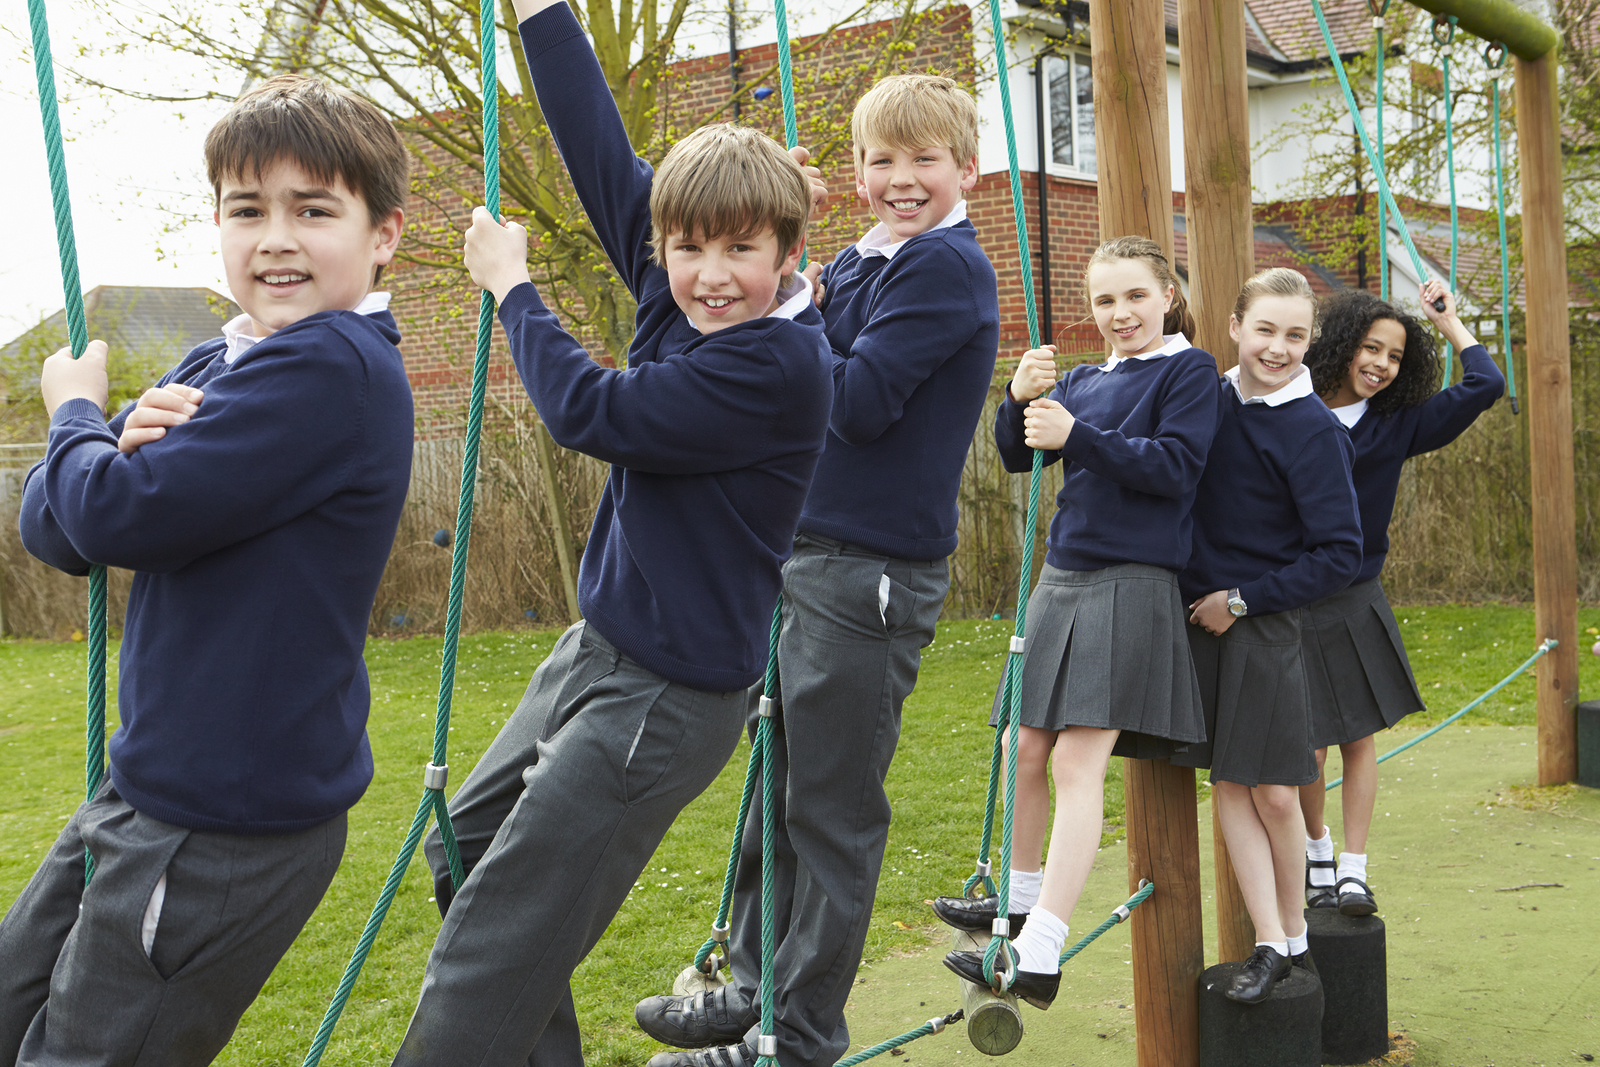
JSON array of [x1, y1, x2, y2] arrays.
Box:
[[1229, 293, 1316, 399], [1329, 317, 1408, 407], [215, 157, 403, 338], [1087, 258, 1174, 357], [854, 143, 978, 242], [664, 226, 802, 334]]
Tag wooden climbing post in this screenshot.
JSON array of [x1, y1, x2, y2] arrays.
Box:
[[1090, 1, 1204, 1063], [1176, 0, 1256, 964], [1515, 51, 1580, 784]]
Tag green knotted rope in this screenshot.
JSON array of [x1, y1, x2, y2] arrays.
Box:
[[26, 0, 110, 887], [300, 0, 500, 1060], [1484, 42, 1520, 414], [1433, 15, 1460, 383], [1325, 638, 1555, 791]]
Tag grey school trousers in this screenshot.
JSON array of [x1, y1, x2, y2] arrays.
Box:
[[730, 535, 948, 1067], [0, 783, 345, 1067], [395, 621, 748, 1067]]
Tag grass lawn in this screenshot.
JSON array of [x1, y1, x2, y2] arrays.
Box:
[[2, 602, 1597, 1065]]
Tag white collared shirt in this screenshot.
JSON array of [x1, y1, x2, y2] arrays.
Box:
[[1223, 363, 1315, 406], [1101, 332, 1191, 373], [222, 291, 392, 364], [1330, 398, 1368, 428], [854, 200, 968, 262]]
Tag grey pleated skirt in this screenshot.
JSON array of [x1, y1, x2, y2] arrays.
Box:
[[988, 563, 1207, 760], [1302, 578, 1425, 747], [1172, 610, 1317, 787]]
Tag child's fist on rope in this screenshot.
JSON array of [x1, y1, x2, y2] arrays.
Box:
[[464, 205, 532, 305], [1021, 396, 1075, 451], [1010, 344, 1058, 402], [118, 383, 205, 454], [40, 339, 108, 416]]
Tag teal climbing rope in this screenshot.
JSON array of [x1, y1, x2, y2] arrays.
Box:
[[1058, 881, 1154, 965], [1484, 42, 1520, 414], [299, 0, 499, 1060], [1433, 14, 1460, 383], [1325, 638, 1556, 791], [975, 0, 1048, 997], [1372, 1, 1392, 302], [26, 0, 110, 887]]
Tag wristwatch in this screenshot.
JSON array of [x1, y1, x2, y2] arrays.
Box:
[[1226, 588, 1248, 618]]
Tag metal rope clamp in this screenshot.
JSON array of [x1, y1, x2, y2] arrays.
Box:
[[967, 859, 992, 898], [423, 763, 448, 790], [926, 1015, 949, 1035], [758, 695, 776, 718], [987, 941, 1017, 997], [757, 1035, 778, 1057]]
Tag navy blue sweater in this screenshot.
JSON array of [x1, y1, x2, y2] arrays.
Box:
[[1342, 343, 1505, 583], [18, 310, 413, 834], [995, 347, 1221, 572], [802, 226, 999, 559], [1180, 378, 1363, 615], [515, 6, 832, 692]]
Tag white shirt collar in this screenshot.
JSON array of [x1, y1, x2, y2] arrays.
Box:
[[1223, 363, 1315, 406], [1100, 332, 1190, 372], [855, 200, 968, 261], [1330, 398, 1368, 428], [222, 291, 391, 364], [767, 272, 813, 322]]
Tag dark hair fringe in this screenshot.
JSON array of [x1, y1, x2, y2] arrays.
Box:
[[205, 74, 410, 228], [1307, 289, 1441, 416]]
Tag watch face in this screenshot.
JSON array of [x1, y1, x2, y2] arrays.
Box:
[[1228, 598, 1246, 617]]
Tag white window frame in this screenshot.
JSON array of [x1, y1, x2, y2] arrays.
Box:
[[1042, 50, 1096, 181]]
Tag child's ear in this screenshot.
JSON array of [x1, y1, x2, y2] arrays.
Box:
[[1163, 283, 1174, 313], [372, 207, 406, 268], [1227, 314, 1242, 344], [958, 153, 979, 192], [779, 242, 804, 277], [854, 159, 869, 205]]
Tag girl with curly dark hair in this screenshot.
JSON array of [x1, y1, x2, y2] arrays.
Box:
[[1298, 279, 1505, 918]]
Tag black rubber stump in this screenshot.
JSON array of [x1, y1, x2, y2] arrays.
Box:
[[1197, 960, 1323, 1067], [1578, 700, 1600, 789], [1305, 908, 1388, 1064]]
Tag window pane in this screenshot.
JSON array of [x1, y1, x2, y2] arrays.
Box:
[[1047, 55, 1074, 168], [1075, 56, 1096, 176]]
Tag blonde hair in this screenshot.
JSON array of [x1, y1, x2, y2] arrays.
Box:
[[1083, 236, 1195, 338], [649, 124, 811, 269], [852, 74, 979, 169], [1232, 267, 1317, 326]]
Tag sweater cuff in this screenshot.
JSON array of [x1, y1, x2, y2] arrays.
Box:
[[51, 397, 108, 429], [497, 280, 547, 327], [1059, 416, 1097, 460], [518, 2, 586, 61]]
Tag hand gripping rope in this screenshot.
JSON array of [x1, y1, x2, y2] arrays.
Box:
[[299, 0, 501, 1059], [25, 0, 110, 888], [1310, 0, 1520, 408]]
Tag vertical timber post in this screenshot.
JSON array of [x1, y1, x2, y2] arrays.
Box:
[[1090, 2, 1203, 1063], [1516, 52, 1579, 784], [1177, 0, 1256, 963]]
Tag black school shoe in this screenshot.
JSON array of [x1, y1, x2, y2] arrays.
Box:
[[636, 986, 755, 1049], [930, 894, 1029, 935], [647, 1042, 758, 1067], [1290, 946, 1319, 978], [942, 950, 1059, 1010], [1224, 945, 1291, 1004], [1305, 858, 1338, 909], [1336, 875, 1378, 916]]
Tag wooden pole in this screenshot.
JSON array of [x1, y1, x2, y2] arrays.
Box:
[[1091, 2, 1203, 1064], [1515, 52, 1579, 784], [1177, 0, 1256, 963]]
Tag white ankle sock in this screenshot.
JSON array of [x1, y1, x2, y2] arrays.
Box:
[[1255, 940, 1289, 959], [1306, 827, 1335, 887], [1009, 906, 1067, 974], [1286, 929, 1309, 956], [1337, 852, 1369, 885], [1008, 868, 1042, 914]]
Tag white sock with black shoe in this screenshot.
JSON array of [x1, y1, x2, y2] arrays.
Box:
[[1008, 906, 1067, 974], [1306, 828, 1335, 889], [1338, 851, 1368, 886], [1008, 868, 1042, 914], [1286, 929, 1309, 957], [1255, 940, 1289, 960]]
